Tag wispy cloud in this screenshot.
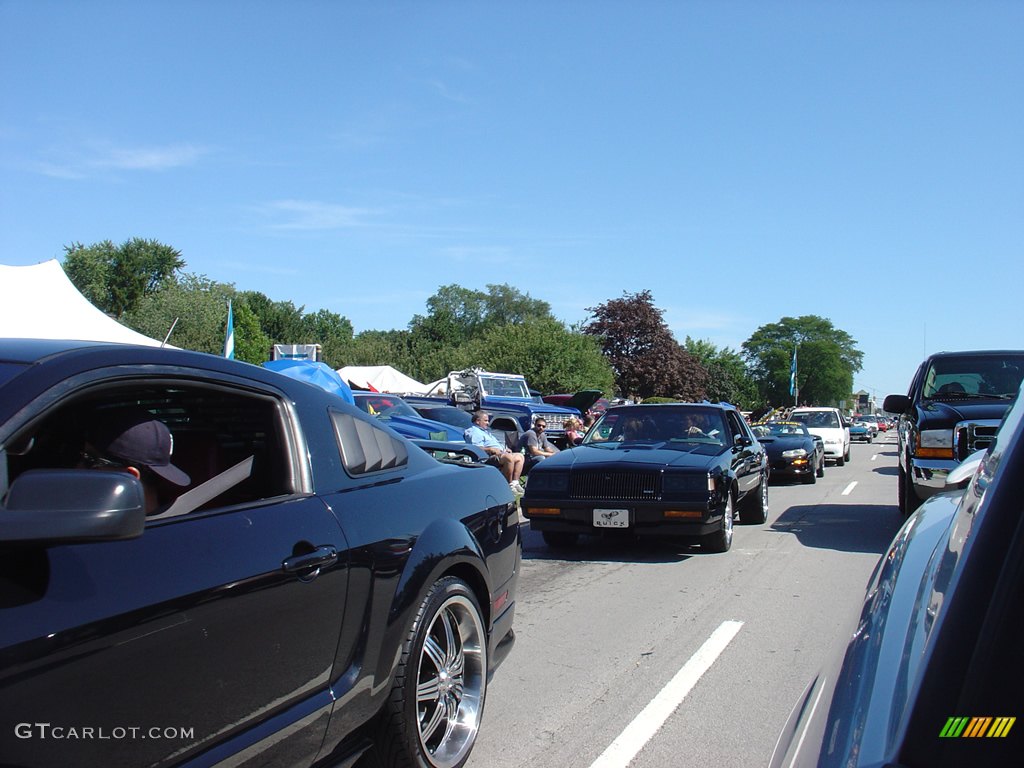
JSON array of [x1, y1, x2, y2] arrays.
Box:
[[426, 78, 471, 104], [98, 144, 205, 170], [259, 200, 381, 231], [33, 141, 207, 178]]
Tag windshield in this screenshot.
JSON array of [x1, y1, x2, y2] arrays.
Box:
[[583, 406, 728, 447], [751, 422, 809, 438], [790, 411, 841, 429], [354, 394, 418, 418], [922, 355, 1024, 399], [479, 376, 530, 398]]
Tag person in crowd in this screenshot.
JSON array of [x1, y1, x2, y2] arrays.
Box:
[[564, 415, 585, 445], [524, 417, 560, 461], [80, 407, 191, 514], [464, 410, 525, 492]]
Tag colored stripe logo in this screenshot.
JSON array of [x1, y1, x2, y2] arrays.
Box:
[[940, 716, 1016, 738]]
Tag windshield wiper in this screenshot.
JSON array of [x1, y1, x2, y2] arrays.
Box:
[[927, 391, 1009, 401]]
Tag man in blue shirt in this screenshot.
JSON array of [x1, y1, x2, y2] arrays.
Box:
[[464, 411, 525, 492]]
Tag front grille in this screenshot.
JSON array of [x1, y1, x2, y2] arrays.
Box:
[[954, 420, 1001, 461], [541, 413, 571, 431], [570, 470, 662, 501]]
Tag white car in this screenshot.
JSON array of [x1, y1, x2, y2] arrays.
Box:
[[789, 407, 851, 466]]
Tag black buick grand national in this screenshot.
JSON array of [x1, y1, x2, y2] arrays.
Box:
[[521, 402, 768, 553]]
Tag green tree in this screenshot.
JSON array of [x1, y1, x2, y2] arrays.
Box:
[[124, 274, 249, 357], [238, 291, 307, 343], [684, 337, 759, 408], [584, 290, 708, 400], [741, 316, 863, 406], [63, 238, 185, 318], [460, 318, 615, 396], [409, 283, 554, 345]]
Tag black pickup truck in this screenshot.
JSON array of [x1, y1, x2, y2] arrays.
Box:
[[883, 349, 1024, 515]]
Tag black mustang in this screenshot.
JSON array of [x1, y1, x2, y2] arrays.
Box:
[[750, 420, 826, 484], [0, 338, 520, 768], [522, 403, 769, 553]]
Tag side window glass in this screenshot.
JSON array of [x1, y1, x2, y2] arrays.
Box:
[[2, 382, 293, 518], [332, 410, 408, 476]]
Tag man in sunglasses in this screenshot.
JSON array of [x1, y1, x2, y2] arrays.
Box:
[[80, 408, 191, 514]]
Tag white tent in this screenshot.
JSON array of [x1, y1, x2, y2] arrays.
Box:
[[0, 260, 166, 346], [338, 365, 427, 394]]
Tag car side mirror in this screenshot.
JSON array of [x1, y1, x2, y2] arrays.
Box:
[[883, 394, 910, 413], [1, 469, 146, 544], [946, 449, 987, 487]]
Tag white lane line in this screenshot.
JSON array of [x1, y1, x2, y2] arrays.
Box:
[[871, 453, 879, 462], [589, 620, 744, 768], [842, 481, 858, 496]]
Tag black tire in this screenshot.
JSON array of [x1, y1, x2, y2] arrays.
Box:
[[702, 494, 734, 553], [835, 454, 845, 467], [816, 454, 825, 477], [867, 434, 873, 444], [844, 444, 851, 462], [374, 577, 487, 768], [542, 531, 579, 548], [898, 463, 922, 517], [739, 473, 768, 524]]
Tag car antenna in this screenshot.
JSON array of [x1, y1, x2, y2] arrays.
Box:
[[161, 317, 179, 347]]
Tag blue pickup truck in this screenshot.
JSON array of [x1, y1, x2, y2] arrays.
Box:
[[402, 368, 592, 448]]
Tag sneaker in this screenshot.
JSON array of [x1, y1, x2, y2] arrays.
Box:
[[510, 482, 523, 494]]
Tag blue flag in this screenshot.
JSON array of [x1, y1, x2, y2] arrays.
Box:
[[789, 345, 797, 396], [224, 300, 235, 359]]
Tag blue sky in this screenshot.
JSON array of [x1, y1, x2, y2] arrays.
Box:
[[2, 1, 1021, 402]]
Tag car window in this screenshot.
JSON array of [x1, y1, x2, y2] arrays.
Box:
[[2, 380, 295, 517], [331, 410, 409, 476]]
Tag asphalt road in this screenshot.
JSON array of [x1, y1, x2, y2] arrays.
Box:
[[468, 430, 905, 768]]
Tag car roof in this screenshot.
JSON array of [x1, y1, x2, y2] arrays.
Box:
[[926, 349, 1024, 359], [605, 402, 739, 414], [0, 337, 309, 393]]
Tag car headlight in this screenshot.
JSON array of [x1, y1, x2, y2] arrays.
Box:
[[526, 471, 569, 493], [663, 473, 712, 493], [781, 448, 807, 458], [917, 429, 954, 459]]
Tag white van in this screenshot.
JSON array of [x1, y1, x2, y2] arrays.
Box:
[[789, 407, 851, 466]]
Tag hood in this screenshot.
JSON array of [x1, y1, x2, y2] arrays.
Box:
[[545, 442, 723, 471], [377, 413, 464, 442], [759, 435, 814, 452], [919, 398, 1013, 424]]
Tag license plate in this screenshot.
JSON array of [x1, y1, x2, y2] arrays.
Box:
[[593, 509, 629, 528]]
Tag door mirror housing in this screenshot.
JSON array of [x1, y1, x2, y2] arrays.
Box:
[[1, 469, 146, 544]]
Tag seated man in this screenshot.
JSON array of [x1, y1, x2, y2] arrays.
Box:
[[81, 407, 191, 514], [524, 418, 560, 463], [464, 411, 525, 492]]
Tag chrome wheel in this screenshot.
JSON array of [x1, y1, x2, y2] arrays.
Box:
[[415, 591, 486, 768], [702, 493, 734, 553], [377, 577, 487, 768]]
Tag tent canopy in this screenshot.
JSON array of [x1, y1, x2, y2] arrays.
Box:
[[338, 365, 427, 394], [0, 260, 167, 346]]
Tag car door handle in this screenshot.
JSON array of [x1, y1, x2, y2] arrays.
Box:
[[282, 546, 338, 574]]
